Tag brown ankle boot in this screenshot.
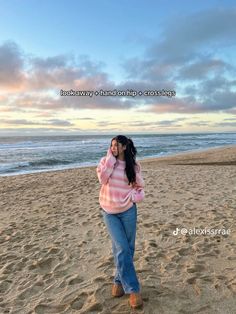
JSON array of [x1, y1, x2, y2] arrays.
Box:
[[129, 292, 143, 309], [112, 284, 125, 297]]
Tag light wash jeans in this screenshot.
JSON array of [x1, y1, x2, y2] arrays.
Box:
[[101, 203, 140, 293]]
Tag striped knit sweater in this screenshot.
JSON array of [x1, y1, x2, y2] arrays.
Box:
[[96, 148, 145, 214]]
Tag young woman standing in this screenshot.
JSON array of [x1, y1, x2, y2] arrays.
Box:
[[96, 135, 145, 309]]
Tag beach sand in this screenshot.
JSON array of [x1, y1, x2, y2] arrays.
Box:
[[0, 145, 236, 314]]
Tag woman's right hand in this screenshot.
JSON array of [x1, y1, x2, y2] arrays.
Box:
[[105, 147, 117, 167], [107, 147, 118, 158], [106, 147, 113, 157]]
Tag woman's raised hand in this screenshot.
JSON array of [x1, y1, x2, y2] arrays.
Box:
[[106, 147, 113, 157], [105, 147, 117, 167]]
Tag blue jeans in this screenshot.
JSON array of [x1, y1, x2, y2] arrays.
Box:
[[101, 203, 140, 293]]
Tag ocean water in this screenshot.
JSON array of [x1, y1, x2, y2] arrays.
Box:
[[0, 133, 235, 176]]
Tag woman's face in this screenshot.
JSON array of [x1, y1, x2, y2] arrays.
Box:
[[111, 140, 126, 156]]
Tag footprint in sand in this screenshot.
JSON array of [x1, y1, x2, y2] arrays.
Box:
[[68, 275, 84, 285], [186, 263, 205, 274], [77, 292, 104, 313], [92, 275, 106, 283], [0, 261, 15, 274], [177, 247, 190, 256], [64, 291, 89, 311], [0, 280, 12, 294], [85, 230, 93, 238], [96, 256, 113, 269], [34, 303, 68, 313], [142, 222, 153, 228], [185, 276, 197, 284], [63, 218, 74, 225], [46, 247, 60, 255], [200, 274, 213, 283], [28, 257, 58, 274], [148, 240, 158, 248], [16, 281, 44, 301]]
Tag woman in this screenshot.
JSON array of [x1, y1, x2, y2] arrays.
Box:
[[96, 135, 145, 309]]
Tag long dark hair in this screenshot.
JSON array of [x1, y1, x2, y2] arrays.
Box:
[[110, 135, 137, 185]]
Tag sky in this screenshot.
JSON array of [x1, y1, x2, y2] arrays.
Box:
[[0, 0, 236, 136]]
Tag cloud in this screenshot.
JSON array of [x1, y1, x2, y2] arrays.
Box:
[[177, 59, 230, 81], [8, 91, 135, 111], [225, 108, 236, 115], [199, 76, 236, 94], [187, 121, 211, 126], [47, 119, 73, 126], [223, 118, 236, 121], [0, 41, 137, 111], [0, 118, 74, 127], [0, 41, 112, 93], [96, 118, 186, 128], [147, 8, 236, 63], [1, 7, 236, 119], [201, 90, 236, 111], [214, 121, 236, 127], [123, 8, 236, 80], [26, 58, 109, 92], [31, 55, 68, 69], [0, 41, 25, 89], [120, 8, 236, 115], [1, 119, 38, 125], [0, 128, 82, 136], [144, 96, 200, 114]]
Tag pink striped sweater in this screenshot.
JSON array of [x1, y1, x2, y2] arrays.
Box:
[[96, 148, 145, 213]]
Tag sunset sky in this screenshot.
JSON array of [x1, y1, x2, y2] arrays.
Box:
[[0, 0, 236, 135]]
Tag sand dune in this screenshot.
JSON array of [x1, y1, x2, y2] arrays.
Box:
[[0, 145, 236, 313]]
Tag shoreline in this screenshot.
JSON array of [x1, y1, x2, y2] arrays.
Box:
[[140, 144, 236, 165], [1, 144, 236, 178]]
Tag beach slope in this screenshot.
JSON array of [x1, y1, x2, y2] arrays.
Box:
[[0, 145, 236, 313]]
